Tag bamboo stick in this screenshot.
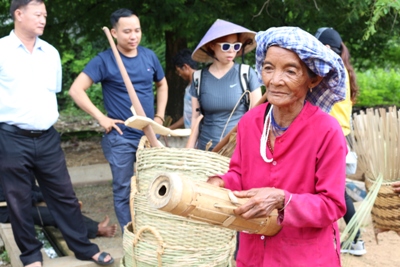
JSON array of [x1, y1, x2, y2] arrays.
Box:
[[352, 106, 400, 182]]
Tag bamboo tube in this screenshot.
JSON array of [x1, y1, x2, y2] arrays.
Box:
[[148, 172, 282, 236], [102, 27, 160, 147]]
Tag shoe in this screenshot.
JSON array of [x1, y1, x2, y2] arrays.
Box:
[[91, 252, 114, 266], [341, 240, 367, 256]]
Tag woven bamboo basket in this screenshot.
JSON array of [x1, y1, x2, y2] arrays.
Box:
[[125, 137, 236, 266], [351, 107, 400, 239], [364, 176, 400, 234]]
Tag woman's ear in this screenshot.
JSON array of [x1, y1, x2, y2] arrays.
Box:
[[310, 75, 324, 89]]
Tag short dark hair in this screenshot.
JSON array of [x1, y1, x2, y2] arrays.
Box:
[[110, 8, 137, 28], [172, 49, 198, 70], [10, 0, 43, 20]]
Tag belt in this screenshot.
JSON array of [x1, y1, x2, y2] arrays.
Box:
[[0, 123, 49, 138]]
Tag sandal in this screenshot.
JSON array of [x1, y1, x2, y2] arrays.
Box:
[[91, 252, 114, 266]]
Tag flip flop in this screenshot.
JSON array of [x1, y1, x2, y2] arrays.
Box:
[[91, 252, 114, 266]]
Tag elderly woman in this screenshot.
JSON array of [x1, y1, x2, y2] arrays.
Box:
[[208, 27, 348, 266]]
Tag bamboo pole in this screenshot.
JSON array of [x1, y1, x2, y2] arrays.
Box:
[[352, 106, 399, 182], [102, 27, 160, 147]]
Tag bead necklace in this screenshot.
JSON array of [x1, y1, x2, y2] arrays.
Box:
[[270, 110, 289, 136]]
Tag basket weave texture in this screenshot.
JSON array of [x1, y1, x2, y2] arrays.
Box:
[[352, 107, 400, 237], [365, 177, 400, 233], [125, 141, 236, 266]]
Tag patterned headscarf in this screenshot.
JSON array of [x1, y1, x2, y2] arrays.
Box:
[[255, 27, 346, 113]]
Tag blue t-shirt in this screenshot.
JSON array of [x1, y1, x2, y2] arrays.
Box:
[[83, 46, 164, 139]]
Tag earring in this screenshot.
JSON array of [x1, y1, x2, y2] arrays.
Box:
[[309, 87, 313, 93]]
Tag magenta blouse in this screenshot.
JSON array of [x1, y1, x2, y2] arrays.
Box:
[[221, 102, 347, 267]]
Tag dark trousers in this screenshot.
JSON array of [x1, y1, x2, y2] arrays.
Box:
[[32, 206, 99, 239], [0, 126, 99, 265], [344, 190, 360, 242]]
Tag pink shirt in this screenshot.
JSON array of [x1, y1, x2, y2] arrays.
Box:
[[221, 102, 347, 267]]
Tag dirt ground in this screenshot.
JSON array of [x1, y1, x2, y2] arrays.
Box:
[[64, 138, 400, 267]]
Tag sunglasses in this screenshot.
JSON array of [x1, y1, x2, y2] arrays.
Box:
[[217, 42, 242, 52]]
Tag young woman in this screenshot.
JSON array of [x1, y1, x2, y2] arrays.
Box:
[[187, 19, 262, 150]]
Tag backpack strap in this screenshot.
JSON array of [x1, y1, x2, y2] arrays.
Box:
[[193, 69, 204, 114], [239, 64, 250, 109], [193, 69, 202, 97]]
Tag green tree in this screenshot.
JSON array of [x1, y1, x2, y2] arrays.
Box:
[[0, 0, 398, 120]]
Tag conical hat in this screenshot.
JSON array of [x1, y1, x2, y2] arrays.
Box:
[[192, 19, 256, 63]]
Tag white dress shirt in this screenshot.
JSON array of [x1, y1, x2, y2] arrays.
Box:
[[0, 31, 62, 130]]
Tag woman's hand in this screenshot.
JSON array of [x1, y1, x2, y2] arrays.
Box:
[[206, 176, 225, 188], [233, 188, 285, 220]]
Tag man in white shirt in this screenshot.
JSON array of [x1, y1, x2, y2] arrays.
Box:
[[0, 1, 114, 266]]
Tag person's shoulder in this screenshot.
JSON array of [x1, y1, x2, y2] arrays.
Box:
[[233, 62, 241, 71], [237, 102, 268, 129], [138, 46, 154, 53], [0, 34, 11, 44], [96, 48, 113, 58], [37, 38, 59, 54], [0, 32, 15, 46], [87, 49, 113, 65], [305, 103, 342, 131], [138, 46, 158, 58]]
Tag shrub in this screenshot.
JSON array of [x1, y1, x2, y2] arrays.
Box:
[[355, 68, 400, 108]]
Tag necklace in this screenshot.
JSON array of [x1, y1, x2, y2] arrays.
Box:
[[270, 110, 290, 137], [260, 105, 274, 163], [271, 111, 289, 131], [267, 136, 273, 154]]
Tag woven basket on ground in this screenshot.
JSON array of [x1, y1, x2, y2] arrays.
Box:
[[125, 137, 236, 267], [365, 176, 400, 238], [352, 107, 400, 240]]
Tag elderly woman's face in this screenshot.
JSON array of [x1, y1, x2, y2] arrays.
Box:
[[262, 46, 314, 108]]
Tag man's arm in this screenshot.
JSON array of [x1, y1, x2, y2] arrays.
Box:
[[69, 72, 124, 134], [154, 77, 168, 125]]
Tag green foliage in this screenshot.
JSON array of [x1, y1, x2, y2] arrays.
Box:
[[364, 0, 400, 39], [58, 37, 106, 115], [355, 68, 400, 107], [354, 36, 400, 70], [0, 249, 10, 264], [1, 0, 399, 118]]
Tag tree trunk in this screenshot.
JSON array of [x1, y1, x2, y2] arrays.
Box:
[[164, 31, 188, 124]]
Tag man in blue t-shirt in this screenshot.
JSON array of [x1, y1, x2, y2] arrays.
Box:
[[69, 8, 168, 231]]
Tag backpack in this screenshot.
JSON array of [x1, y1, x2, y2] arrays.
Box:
[[193, 64, 251, 113]]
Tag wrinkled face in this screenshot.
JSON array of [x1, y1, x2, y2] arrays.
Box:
[[262, 46, 315, 108], [16, 1, 47, 37], [112, 15, 142, 52], [210, 34, 239, 64], [175, 65, 191, 81]]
